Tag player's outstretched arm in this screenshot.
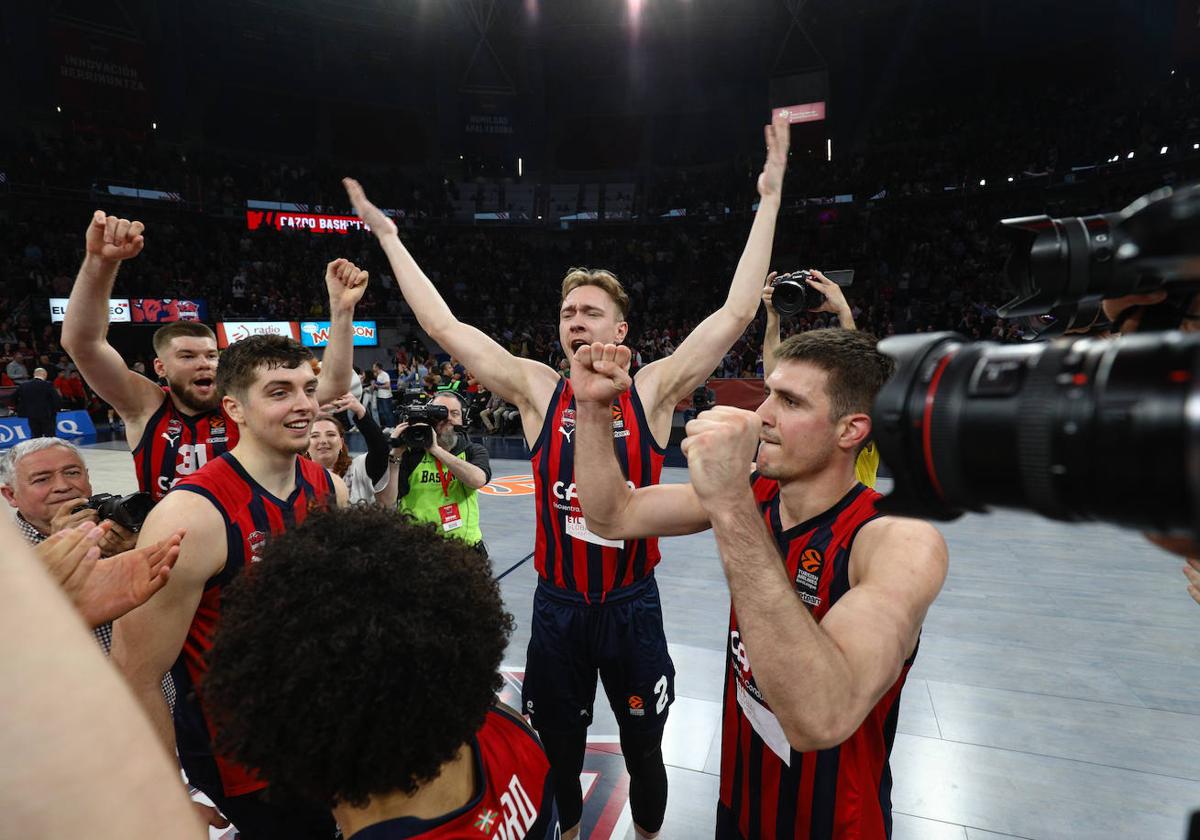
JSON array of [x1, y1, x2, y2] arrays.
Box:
[[111, 492, 224, 756], [636, 114, 790, 413], [0, 515, 206, 839], [343, 178, 557, 414], [572, 343, 710, 539], [60, 212, 166, 425], [316, 258, 369, 405]]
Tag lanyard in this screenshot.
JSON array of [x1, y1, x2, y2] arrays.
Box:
[[435, 459, 452, 498]]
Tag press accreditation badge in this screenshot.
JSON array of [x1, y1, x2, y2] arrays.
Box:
[[439, 503, 464, 532], [564, 514, 625, 548], [735, 680, 792, 765]]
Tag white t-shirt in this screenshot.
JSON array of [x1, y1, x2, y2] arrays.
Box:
[[375, 371, 393, 399], [344, 453, 389, 505]]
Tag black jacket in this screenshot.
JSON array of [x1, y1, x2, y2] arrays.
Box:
[[15, 378, 61, 419]]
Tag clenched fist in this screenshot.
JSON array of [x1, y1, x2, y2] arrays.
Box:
[[86, 211, 145, 262]]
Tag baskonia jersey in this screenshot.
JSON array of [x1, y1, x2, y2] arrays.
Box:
[[169, 453, 334, 797], [349, 706, 558, 840], [132, 389, 238, 501], [530, 378, 665, 601], [719, 478, 913, 840]]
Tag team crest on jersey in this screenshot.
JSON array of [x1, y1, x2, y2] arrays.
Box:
[[247, 530, 268, 559], [559, 408, 576, 442], [163, 417, 183, 444]]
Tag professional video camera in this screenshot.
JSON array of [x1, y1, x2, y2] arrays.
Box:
[[393, 403, 449, 449], [770, 269, 854, 316], [871, 182, 1200, 537], [997, 182, 1200, 336], [74, 491, 156, 533]]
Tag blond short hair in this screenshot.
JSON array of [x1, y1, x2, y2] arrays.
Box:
[[560, 267, 631, 321]]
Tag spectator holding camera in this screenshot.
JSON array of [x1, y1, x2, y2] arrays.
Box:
[[306, 391, 394, 506], [387, 390, 491, 553]]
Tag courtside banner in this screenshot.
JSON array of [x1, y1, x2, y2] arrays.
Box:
[[130, 298, 207, 323], [772, 101, 826, 124], [49, 297, 131, 324], [245, 210, 371, 234], [216, 321, 300, 348], [300, 320, 378, 348]]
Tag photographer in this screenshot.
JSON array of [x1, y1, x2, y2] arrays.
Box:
[[387, 390, 491, 553], [305, 392, 393, 506]]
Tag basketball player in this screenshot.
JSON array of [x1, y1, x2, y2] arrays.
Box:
[[112, 335, 350, 840], [343, 113, 790, 839], [61, 210, 367, 500], [203, 506, 558, 840], [570, 333, 947, 840]]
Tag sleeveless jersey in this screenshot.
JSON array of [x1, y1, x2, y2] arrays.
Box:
[[719, 479, 913, 840], [170, 453, 335, 798], [132, 389, 238, 501], [349, 707, 558, 840], [531, 378, 666, 601]]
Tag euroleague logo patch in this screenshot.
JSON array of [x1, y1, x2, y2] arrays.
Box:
[[800, 548, 822, 574], [627, 695, 645, 717]]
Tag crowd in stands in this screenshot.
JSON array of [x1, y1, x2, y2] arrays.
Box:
[[3, 67, 1199, 430]]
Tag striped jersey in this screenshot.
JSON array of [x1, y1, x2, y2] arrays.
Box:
[[530, 378, 666, 601], [349, 706, 558, 840], [169, 452, 335, 797], [719, 478, 913, 840], [132, 389, 238, 501]]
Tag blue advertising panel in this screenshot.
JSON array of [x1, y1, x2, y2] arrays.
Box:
[[299, 320, 379, 347]]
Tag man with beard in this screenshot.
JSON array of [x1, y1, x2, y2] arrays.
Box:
[[388, 390, 491, 554], [61, 211, 366, 500], [112, 335, 351, 840]]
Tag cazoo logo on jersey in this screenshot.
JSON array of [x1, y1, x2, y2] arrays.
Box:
[[552, 480, 636, 502]]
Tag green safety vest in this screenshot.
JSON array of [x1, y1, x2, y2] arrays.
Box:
[[398, 450, 482, 546]]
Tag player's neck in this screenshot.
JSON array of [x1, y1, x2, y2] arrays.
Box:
[[334, 742, 477, 839], [777, 462, 858, 531], [228, 437, 299, 499]]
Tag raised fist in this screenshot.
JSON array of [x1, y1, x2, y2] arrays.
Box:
[[85, 211, 145, 262]]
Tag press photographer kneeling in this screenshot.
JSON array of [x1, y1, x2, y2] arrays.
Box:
[[387, 390, 491, 555]]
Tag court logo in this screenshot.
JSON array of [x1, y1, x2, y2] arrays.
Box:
[[480, 474, 537, 496]]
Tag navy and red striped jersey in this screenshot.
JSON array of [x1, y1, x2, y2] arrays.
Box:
[[530, 378, 666, 601], [132, 389, 238, 501], [350, 706, 557, 840], [169, 452, 334, 798], [719, 478, 913, 840]]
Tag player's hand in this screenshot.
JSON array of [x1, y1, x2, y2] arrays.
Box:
[[97, 520, 137, 557], [571, 342, 632, 405], [326, 258, 369, 313], [681, 407, 761, 508], [77, 529, 184, 625], [85, 211, 145, 262], [34, 521, 105, 588], [49, 497, 98, 535], [343, 177, 399, 239], [805, 269, 851, 315], [1184, 557, 1200, 606], [762, 272, 779, 318], [757, 113, 790, 200], [324, 392, 366, 419]]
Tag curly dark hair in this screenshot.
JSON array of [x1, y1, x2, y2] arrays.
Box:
[[202, 506, 514, 808], [216, 334, 313, 398]]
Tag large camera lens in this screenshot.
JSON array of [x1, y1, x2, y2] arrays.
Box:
[[871, 330, 1200, 535], [997, 183, 1200, 335]]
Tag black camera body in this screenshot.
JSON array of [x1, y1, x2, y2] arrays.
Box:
[[771, 271, 821, 316], [76, 491, 156, 533], [395, 403, 450, 449]]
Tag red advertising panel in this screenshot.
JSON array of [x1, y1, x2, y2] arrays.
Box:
[[772, 102, 827, 124], [50, 24, 151, 118], [245, 210, 371, 234], [129, 299, 207, 323]]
